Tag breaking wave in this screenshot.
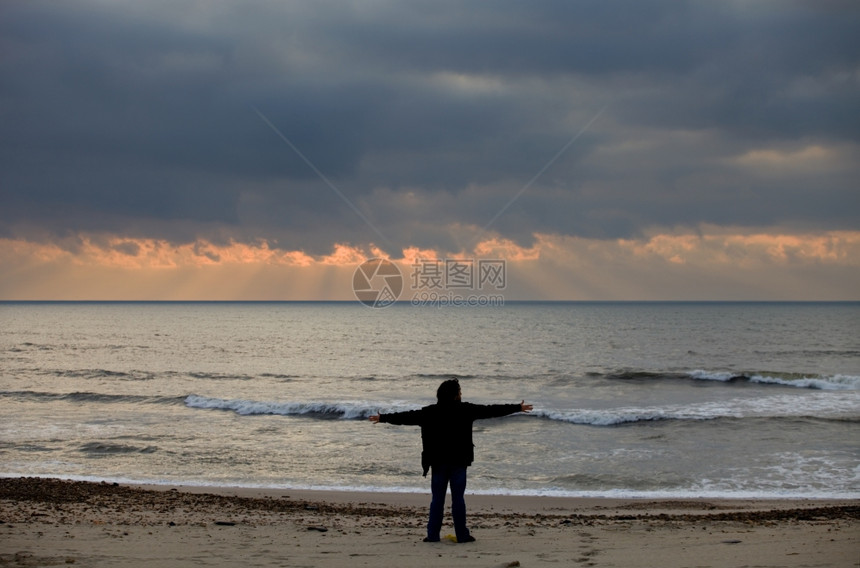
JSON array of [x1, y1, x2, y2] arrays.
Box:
[[184, 393, 859, 426], [0, 390, 185, 405], [686, 370, 860, 390], [601, 370, 860, 391], [183, 394, 415, 420]]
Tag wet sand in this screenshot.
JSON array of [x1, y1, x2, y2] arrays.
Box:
[[1, 477, 857, 567]]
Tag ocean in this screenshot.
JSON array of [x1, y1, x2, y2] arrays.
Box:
[[1, 301, 858, 499]]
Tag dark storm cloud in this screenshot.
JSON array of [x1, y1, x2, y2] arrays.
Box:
[[1, 0, 858, 255]]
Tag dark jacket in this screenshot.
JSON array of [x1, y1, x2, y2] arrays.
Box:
[[379, 401, 522, 476]]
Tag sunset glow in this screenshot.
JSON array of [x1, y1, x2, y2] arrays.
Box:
[[2, 228, 857, 301]]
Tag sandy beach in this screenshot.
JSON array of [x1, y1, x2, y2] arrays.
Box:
[[1, 478, 857, 567]]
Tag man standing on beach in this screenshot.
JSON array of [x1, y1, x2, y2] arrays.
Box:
[[369, 378, 532, 543]]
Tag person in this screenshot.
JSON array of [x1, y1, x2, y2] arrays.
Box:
[[369, 378, 533, 543]]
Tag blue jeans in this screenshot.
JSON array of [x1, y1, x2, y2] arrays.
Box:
[[428, 465, 469, 541]]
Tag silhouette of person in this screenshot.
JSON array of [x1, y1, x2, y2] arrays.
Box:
[[370, 378, 533, 543]]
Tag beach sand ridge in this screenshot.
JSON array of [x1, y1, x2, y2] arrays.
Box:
[[1, 478, 857, 567]]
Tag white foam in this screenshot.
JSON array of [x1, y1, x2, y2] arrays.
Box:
[[688, 370, 860, 390], [184, 391, 860, 425], [184, 394, 417, 419], [3, 473, 856, 500], [749, 373, 860, 390], [534, 392, 860, 425]]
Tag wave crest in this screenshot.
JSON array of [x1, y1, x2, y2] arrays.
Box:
[[687, 370, 860, 390], [183, 395, 415, 420], [0, 390, 185, 405]]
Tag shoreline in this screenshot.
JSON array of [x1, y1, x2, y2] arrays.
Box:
[[5, 473, 857, 503], [2, 477, 858, 567], [138, 483, 860, 518]]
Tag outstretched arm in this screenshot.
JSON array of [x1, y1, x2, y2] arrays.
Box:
[[368, 408, 425, 425], [470, 400, 533, 420]]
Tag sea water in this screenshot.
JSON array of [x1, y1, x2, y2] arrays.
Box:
[[1, 301, 858, 498]]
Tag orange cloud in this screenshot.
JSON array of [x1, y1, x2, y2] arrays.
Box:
[[618, 233, 699, 264], [319, 244, 371, 266], [401, 246, 442, 264], [472, 237, 541, 262], [2, 237, 324, 270], [1, 228, 859, 300], [616, 229, 860, 267], [730, 142, 856, 175], [736, 145, 830, 167]]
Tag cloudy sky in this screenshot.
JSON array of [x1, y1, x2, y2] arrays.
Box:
[[1, 0, 858, 300]]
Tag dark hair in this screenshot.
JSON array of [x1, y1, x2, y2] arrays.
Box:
[[436, 378, 460, 404]]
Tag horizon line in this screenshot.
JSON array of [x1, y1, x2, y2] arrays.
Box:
[[1, 300, 858, 305]]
